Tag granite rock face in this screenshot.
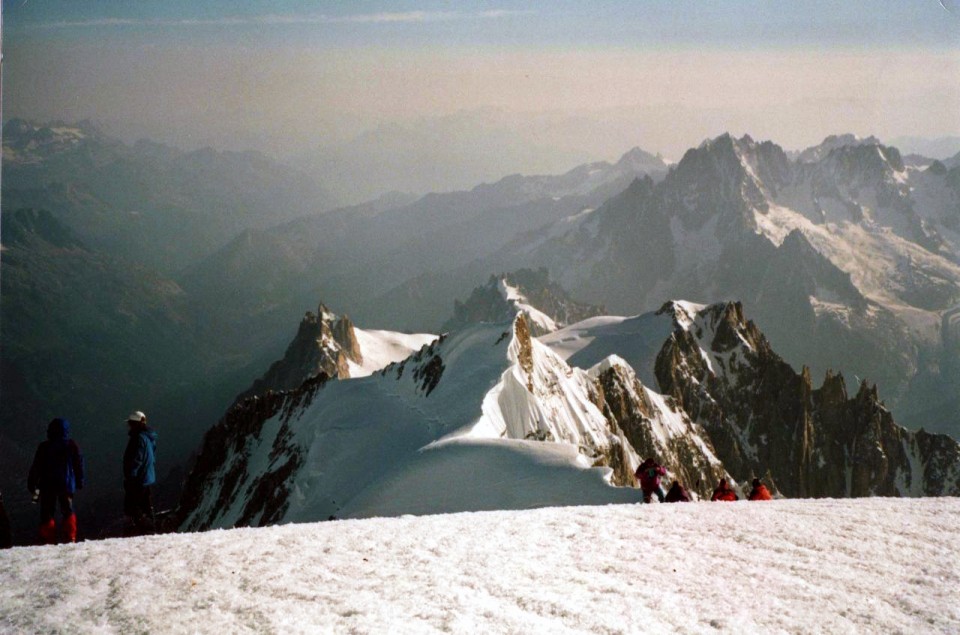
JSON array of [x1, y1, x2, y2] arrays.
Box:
[[590, 360, 730, 499], [176, 373, 327, 531], [654, 301, 960, 497], [234, 303, 362, 404]]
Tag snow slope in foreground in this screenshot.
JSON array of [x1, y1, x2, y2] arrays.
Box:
[[3, 498, 958, 634]]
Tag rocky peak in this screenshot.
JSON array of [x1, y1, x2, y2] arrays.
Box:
[[797, 134, 882, 163], [1, 119, 107, 166], [589, 357, 730, 498], [234, 302, 362, 403], [665, 133, 784, 227], [653, 300, 960, 498], [615, 146, 669, 173], [442, 268, 604, 336], [658, 300, 768, 357], [818, 369, 848, 405], [820, 142, 905, 180]]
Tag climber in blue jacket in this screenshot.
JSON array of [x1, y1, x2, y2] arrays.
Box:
[[123, 410, 158, 535]]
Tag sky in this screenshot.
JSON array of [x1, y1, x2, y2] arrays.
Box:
[[3, 1, 960, 192]]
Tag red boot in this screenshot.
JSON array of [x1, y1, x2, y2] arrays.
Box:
[[62, 514, 78, 543], [39, 518, 57, 545]]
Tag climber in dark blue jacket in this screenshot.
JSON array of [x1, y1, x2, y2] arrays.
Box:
[[28, 418, 84, 544], [123, 410, 158, 535]]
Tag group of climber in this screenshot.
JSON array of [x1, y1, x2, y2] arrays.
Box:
[[21, 411, 158, 545], [634, 457, 773, 503]]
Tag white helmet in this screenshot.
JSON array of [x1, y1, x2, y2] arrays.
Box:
[[126, 411, 146, 423]]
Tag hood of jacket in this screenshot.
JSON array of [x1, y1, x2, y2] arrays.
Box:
[[47, 418, 70, 440]]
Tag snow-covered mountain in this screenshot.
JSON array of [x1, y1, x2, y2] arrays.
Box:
[[177, 297, 738, 530], [543, 300, 960, 498], [793, 133, 881, 163], [177, 293, 960, 532], [493, 132, 960, 436], [470, 145, 669, 201]]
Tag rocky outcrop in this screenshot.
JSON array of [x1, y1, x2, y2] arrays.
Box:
[[234, 303, 361, 403], [443, 268, 604, 336], [654, 301, 960, 497], [590, 359, 730, 499], [177, 371, 328, 531]]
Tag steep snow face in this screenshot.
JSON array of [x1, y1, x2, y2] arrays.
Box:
[[180, 315, 654, 531], [540, 312, 735, 498], [752, 200, 959, 337]]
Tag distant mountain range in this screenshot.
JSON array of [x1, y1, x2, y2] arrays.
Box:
[[888, 135, 960, 161], [4, 121, 960, 541], [2, 119, 338, 274], [478, 133, 960, 437]]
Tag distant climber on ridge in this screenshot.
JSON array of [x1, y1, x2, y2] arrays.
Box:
[[123, 411, 158, 535], [27, 418, 85, 544], [748, 478, 773, 501], [711, 478, 739, 502], [635, 458, 667, 503], [664, 480, 691, 503]]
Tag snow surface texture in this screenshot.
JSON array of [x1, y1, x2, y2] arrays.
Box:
[[3, 498, 958, 634]]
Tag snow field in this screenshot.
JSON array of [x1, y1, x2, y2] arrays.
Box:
[[2, 497, 958, 634], [348, 329, 438, 378]]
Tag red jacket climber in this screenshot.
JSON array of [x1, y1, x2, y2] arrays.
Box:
[[711, 478, 739, 502], [635, 458, 667, 503], [748, 478, 773, 501]]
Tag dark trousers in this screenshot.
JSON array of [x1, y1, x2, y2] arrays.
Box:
[[124, 484, 154, 535], [0, 493, 12, 549], [642, 486, 666, 503], [39, 492, 74, 522]]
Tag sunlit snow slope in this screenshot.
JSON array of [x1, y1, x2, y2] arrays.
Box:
[[2, 498, 958, 634]]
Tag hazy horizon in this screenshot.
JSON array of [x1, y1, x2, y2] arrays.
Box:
[[4, 0, 960, 199]]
